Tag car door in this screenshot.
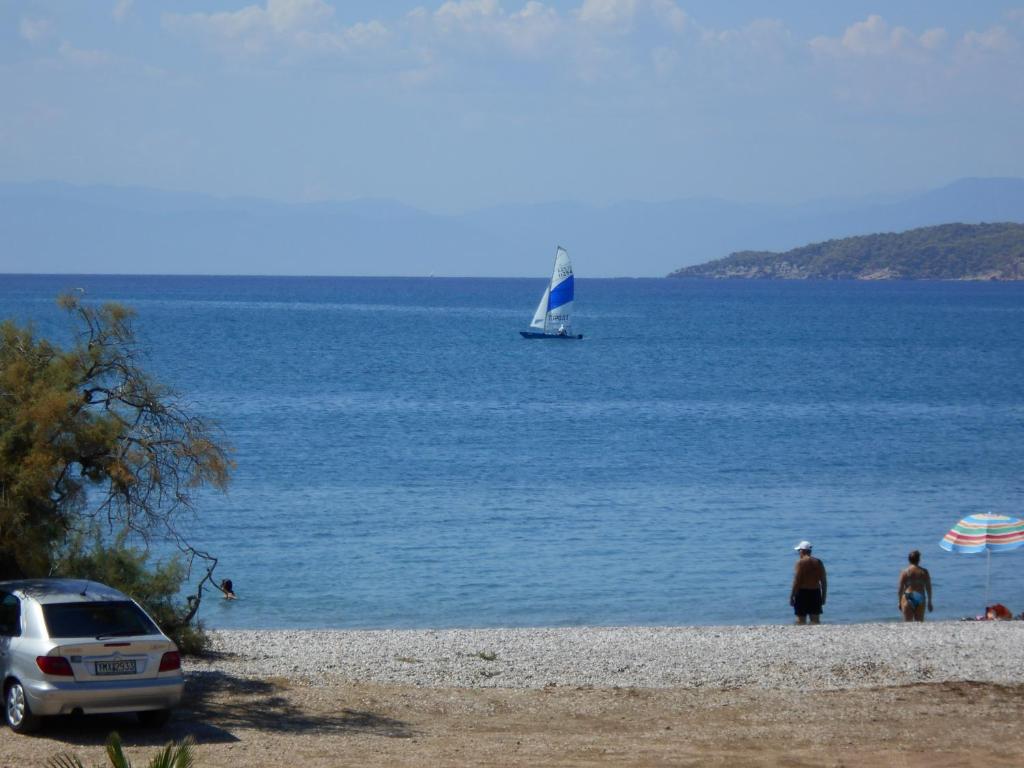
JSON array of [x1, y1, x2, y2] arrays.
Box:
[[0, 591, 22, 679]]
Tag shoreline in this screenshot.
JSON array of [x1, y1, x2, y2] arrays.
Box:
[[192, 621, 1024, 691]]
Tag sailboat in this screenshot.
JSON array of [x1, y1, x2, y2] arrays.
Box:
[[520, 246, 583, 339]]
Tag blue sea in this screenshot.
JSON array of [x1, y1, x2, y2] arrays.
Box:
[[2, 275, 1023, 628]]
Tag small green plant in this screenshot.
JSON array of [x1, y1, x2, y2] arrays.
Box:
[[476, 650, 497, 662], [48, 731, 195, 768]]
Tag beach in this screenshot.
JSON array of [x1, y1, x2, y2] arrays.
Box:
[[4, 622, 1024, 767], [199, 622, 1024, 689]]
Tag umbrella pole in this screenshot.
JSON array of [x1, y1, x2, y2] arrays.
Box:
[[986, 549, 991, 606]]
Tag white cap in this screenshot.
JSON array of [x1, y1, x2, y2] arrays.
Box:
[[794, 540, 813, 552]]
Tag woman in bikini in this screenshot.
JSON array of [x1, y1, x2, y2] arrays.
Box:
[[898, 550, 933, 622]]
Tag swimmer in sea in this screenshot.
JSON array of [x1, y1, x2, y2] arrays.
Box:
[[219, 578, 237, 600], [898, 550, 932, 622]]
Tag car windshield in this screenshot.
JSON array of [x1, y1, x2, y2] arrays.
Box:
[[42, 601, 160, 639]]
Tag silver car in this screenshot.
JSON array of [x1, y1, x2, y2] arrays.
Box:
[[0, 579, 184, 733]]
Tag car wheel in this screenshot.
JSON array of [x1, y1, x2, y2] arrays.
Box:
[[5, 681, 41, 734], [137, 708, 172, 728]]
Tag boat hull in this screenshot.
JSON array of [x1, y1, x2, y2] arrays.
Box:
[[519, 331, 583, 340]]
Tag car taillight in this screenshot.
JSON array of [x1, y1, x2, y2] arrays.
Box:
[[36, 656, 74, 676], [159, 651, 181, 672]]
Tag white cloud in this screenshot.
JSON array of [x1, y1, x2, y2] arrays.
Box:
[[429, 1, 560, 56], [58, 41, 113, 68], [19, 17, 52, 43], [919, 27, 947, 51], [804, 15, 1024, 112], [340, 20, 390, 48], [113, 0, 134, 23], [651, 0, 686, 34], [166, 0, 569, 66], [962, 25, 1018, 54], [703, 18, 790, 51], [500, 3, 561, 54], [435, 0, 500, 25], [809, 15, 919, 58], [809, 13, 1023, 76], [267, 0, 334, 30], [577, 0, 637, 28], [162, 0, 385, 58], [157, 1, 1022, 108], [161, 1, 805, 80], [846, 15, 910, 54]]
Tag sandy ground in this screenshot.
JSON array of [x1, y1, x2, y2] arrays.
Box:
[[4, 673, 1024, 767]]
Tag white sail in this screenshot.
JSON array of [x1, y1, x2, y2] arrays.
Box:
[[530, 284, 550, 329], [524, 245, 577, 336], [545, 246, 573, 331]]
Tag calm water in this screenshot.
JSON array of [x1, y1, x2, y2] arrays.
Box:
[[2, 275, 1023, 628]]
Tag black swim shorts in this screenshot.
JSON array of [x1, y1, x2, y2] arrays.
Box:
[[793, 588, 823, 616]]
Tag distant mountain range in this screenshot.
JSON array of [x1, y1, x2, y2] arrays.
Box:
[[2, 177, 1024, 277], [669, 223, 1024, 280]]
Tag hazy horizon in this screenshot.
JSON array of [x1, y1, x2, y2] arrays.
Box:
[[2, 175, 1022, 277], [7, 173, 1015, 216]]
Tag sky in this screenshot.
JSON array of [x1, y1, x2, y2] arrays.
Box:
[[2, 1, 1023, 213]]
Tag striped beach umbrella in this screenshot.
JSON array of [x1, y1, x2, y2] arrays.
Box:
[[939, 513, 1024, 604]]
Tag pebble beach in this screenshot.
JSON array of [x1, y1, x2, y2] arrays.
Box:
[[197, 622, 1024, 690], [10, 622, 1024, 768]]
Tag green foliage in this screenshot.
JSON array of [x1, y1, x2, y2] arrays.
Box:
[[47, 731, 196, 768], [0, 295, 231, 644], [670, 222, 1024, 280], [55, 530, 208, 654]]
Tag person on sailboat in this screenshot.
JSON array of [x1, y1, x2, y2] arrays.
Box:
[[557, 323, 567, 336]]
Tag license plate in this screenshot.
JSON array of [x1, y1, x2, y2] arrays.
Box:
[[95, 660, 137, 675]]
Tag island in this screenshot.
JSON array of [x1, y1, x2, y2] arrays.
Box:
[[668, 222, 1024, 280]]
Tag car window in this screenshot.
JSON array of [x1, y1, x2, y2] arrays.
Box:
[[0, 592, 21, 637], [41, 601, 160, 639]]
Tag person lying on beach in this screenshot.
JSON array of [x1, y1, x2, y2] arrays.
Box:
[[219, 578, 237, 600], [790, 540, 827, 625], [985, 603, 1011, 620], [898, 550, 932, 621]]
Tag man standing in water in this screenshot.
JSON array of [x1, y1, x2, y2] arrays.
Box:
[[898, 550, 933, 621], [790, 541, 827, 624]]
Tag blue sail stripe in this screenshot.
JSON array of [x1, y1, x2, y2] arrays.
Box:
[[548, 275, 574, 311]]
